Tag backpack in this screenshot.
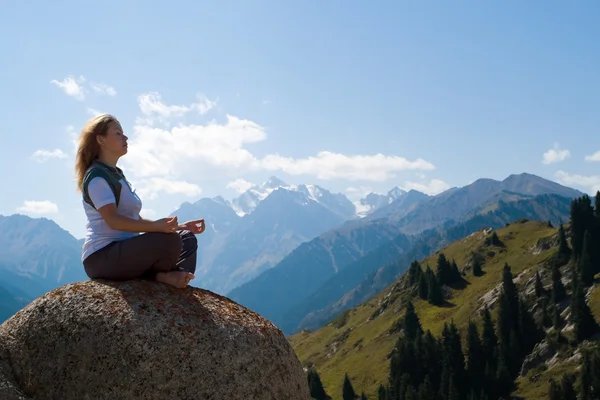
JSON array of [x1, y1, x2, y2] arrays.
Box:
[[82, 160, 126, 210]]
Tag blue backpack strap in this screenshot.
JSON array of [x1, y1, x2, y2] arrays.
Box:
[[82, 160, 124, 210]]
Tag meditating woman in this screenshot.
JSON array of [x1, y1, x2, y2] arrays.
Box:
[[75, 113, 205, 289]]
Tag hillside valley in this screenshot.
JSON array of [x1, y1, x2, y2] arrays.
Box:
[[291, 192, 600, 400]]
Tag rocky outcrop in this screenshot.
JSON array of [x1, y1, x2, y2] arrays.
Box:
[[519, 340, 556, 377], [0, 280, 310, 400]]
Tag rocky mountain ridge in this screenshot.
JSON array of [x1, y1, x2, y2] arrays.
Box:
[[228, 173, 584, 336]]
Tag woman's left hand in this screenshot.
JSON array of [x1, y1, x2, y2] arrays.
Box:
[[179, 219, 206, 234]]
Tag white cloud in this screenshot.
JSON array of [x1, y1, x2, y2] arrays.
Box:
[[261, 152, 435, 181], [16, 200, 59, 215], [31, 149, 68, 162], [555, 171, 600, 194], [51, 75, 116, 101], [123, 114, 266, 179], [87, 108, 105, 117], [90, 82, 116, 96], [138, 92, 216, 119], [134, 177, 202, 200], [50, 75, 86, 100], [401, 179, 450, 195], [542, 143, 571, 165], [584, 151, 600, 162], [118, 90, 440, 199], [227, 178, 255, 194]]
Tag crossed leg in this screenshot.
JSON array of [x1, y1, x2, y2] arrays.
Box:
[[83, 230, 198, 289]]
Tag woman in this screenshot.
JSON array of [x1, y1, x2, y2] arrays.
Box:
[[75, 113, 205, 289]]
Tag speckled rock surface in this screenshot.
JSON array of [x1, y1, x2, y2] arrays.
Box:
[[0, 280, 310, 400]]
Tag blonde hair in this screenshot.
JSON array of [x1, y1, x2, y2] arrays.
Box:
[[74, 113, 119, 192]]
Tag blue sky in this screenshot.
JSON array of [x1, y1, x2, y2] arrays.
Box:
[[1, 0, 599, 239]]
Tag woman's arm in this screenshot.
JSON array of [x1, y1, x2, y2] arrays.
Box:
[[87, 177, 176, 233], [99, 204, 164, 233]]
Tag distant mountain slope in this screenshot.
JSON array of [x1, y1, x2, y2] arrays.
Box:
[[0, 214, 87, 297], [208, 188, 354, 294], [363, 189, 429, 221], [289, 218, 593, 400], [0, 214, 88, 322], [229, 173, 581, 327], [282, 193, 573, 334], [355, 187, 412, 217], [0, 281, 30, 322], [172, 177, 360, 294], [390, 173, 583, 234], [228, 219, 413, 321]]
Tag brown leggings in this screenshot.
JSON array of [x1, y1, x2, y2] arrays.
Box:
[[83, 230, 198, 281]]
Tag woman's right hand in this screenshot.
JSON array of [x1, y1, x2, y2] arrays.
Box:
[[153, 216, 179, 233]]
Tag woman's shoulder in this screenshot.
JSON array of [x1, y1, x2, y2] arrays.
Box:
[[83, 162, 124, 190]]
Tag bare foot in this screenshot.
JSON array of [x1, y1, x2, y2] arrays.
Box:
[[155, 271, 195, 289]]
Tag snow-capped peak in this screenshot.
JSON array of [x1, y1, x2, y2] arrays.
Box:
[[231, 176, 291, 216], [354, 186, 409, 217], [263, 176, 288, 189], [387, 187, 407, 201]]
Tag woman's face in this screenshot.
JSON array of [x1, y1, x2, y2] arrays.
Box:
[[99, 121, 128, 157]]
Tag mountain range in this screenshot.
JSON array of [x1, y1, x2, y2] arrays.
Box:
[[227, 173, 583, 334], [169, 176, 412, 294], [0, 172, 586, 327]]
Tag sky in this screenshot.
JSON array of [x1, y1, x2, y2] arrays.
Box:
[[1, 0, 599, 239]]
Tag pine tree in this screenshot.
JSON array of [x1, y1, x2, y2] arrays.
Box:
[[560, 373, 577, 400], [377, 384, 387, 400], [403, 301, 423, 341], [440, 322, 466, 398], [551, 260, 566, 303], [578, 347, 600, 400], [518, 297, 541, 356], [342, 373, 357, 400], [571, 269, 599, 342], [595, 190, 600, 219], [551, 298, 561, 341], [465, 320, 484, 393], [418, 270, 429, 300], [578, 230, 595, 287], [494, 353, 512, 398], [570, 195, 594, 261], [408, 260, 422, 286], [556, 223, 571, 264], [450, 259, 461, 283], [497, 264, 519, 345], [481, 307, 498, 372], [471, 252, 483, 277], [501, 263, 519, 316], [548, 378, 562, 400], [484, 231, 503, 247], [540, 297, 551, 327], [534, 271, 545, 298], [417, 376, 435, 400], [436, 253, 451, 286], [307, 368, 329, 400], [427, 268, 444, 306]]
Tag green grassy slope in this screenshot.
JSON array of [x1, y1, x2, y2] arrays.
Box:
[[290, 220, 599, 399]]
